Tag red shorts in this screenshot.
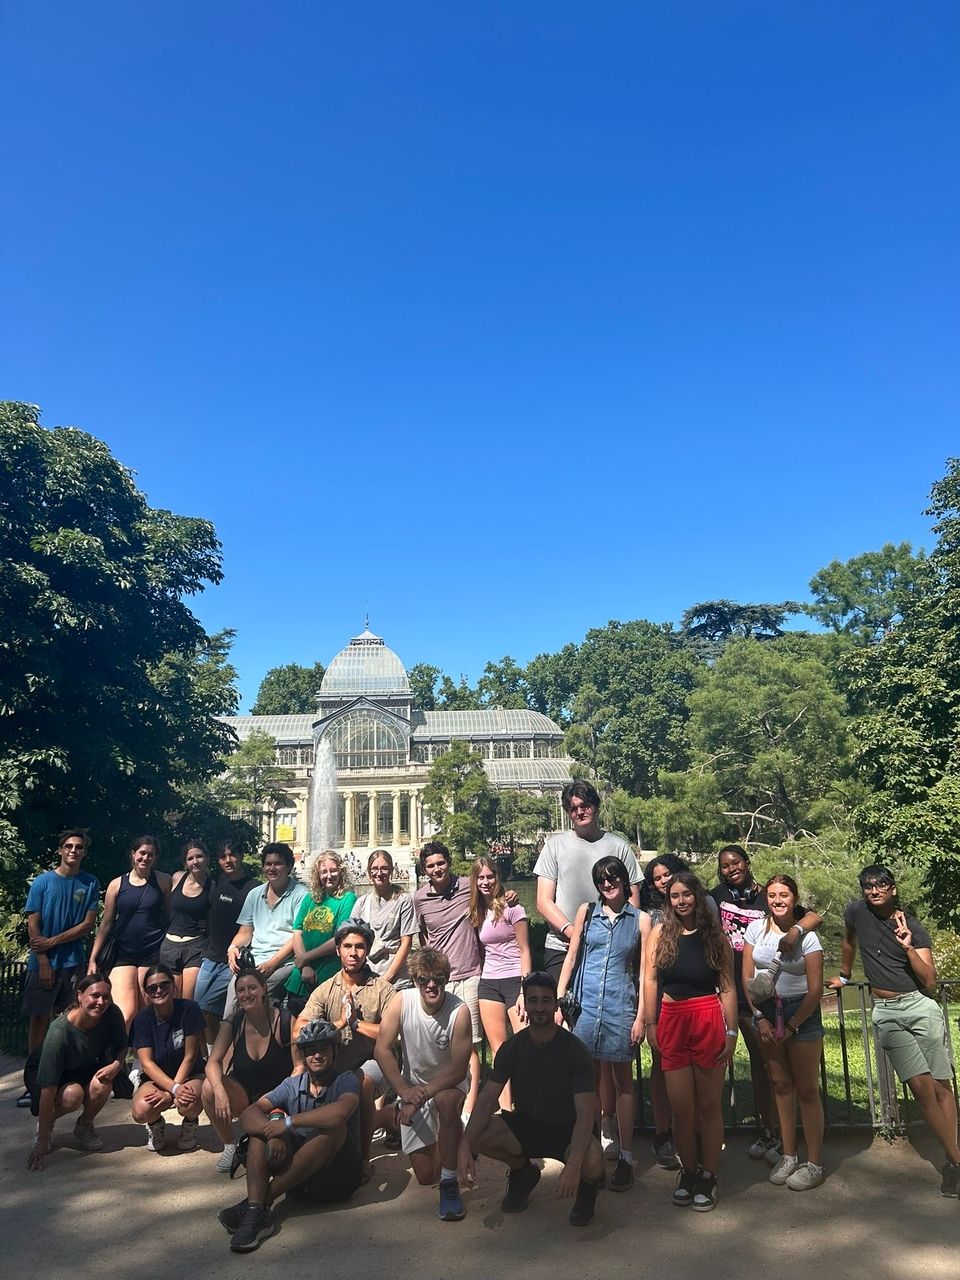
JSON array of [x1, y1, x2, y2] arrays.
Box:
[[658, 995, 727, 1071]]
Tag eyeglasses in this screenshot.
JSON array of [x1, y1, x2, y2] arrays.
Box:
[[862, 881, 894, 892], [568, 803, 594, 815], [145, 981, 172, 995], [413, 976, 447, 989]]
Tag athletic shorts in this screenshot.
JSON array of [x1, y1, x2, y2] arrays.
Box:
[[478, 976, 522, 1007], [22, 965, 83, 1019], [357, 1058, 387, 1098], [399, 1086, 467, 1155], [287, 1137, 364, 1203], [194, 958, 232, 1016], [658, 994, 727, 1071], [114, 947, 162, 968], [448, 975, 482, 1043], [542, 950, 566, 983], [28, 1063, 98, 1113], [501, 1111, 575, 1162], [872, 991, 951, 1083], [158, 936, 206, 973]]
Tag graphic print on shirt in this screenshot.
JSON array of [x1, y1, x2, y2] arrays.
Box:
[[301, 904, 335, 934]]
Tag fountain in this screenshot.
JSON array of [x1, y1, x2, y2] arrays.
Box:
[[300, 735, 338, 883]]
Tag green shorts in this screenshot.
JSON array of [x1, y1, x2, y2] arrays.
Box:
[[871, 991, 951, 1083]]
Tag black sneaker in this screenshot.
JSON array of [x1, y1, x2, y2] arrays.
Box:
[[568, 1177, 601, 1226], [691, 1170, 718, 1212], [16, 1089, 32, 1109], [941, 1161, 960, 1198], [230, 1205, 276, 1253], [672, 1166, 699, 1207], [218, 1199, 249, 1233], [653, 1131, 681, 1170], [608, 1157, 634, 1192], [502, 1160, 541, 1213], [383, 1129, 402, 1151]]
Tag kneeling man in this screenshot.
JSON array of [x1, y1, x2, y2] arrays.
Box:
[[458, 970, 605, 1226], [218, 1017, 362, 1252]]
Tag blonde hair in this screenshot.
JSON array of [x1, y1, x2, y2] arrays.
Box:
[[469, 855, 506, 929], [310, 850, 348, 900]]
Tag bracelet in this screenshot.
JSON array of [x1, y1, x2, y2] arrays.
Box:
[[725, 1030, 738, 1038], [838, 974, 850, 986], [787, 1021, 800, 1035], [284, 1115, 293, 1130], [794, 924, 806, 940], [171, 1082, 180, 1096], [561, 921, 573, 935]]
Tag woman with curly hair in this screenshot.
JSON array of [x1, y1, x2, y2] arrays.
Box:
[[644, 871, 737, 1212], [285, 852, 357, 1011]]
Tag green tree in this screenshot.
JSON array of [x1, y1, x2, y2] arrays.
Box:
[[251, 661, 326, 714], [477, 656, 530, 709], [213, 731, 297, 839], [495, 790, 554, 870], [421, 740, 496, 855], [680, 599, 803, 661], [807, 542, 926, 644], [408, 663, 441, 710], [437, 675, 481, 710]]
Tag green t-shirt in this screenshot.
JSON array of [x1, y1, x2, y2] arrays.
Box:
[[286, 890, 358, 996], [37, 1005, 128, 1087]]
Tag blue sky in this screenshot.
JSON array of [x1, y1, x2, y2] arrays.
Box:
[[3, 3, 957, 708]]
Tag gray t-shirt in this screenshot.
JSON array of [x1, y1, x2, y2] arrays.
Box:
[[534, 830, 641, 954], [844, 899, 933, 993]]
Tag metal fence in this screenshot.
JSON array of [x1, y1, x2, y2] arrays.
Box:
[[0, 958, 27, 1056]]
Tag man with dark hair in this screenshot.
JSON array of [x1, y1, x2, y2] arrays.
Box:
[[458, 971, 605, 1226], [828, 864, 960, 1196], [20, 830, 101, 1105], [375, 947, 472, 1221], [224, 843, 307, 1020], [194, 841, 258, 1051]]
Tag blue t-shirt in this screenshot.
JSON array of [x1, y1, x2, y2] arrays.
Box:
[[267, 1069, 360, 1147], [130, 998, 206, 1077], [24, 870, 101, 971]]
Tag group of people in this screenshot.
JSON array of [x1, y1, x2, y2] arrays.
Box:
[[18, 786, 960, 1249]]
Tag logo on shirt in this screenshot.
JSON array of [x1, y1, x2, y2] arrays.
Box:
[[172, 1029, 184, 1050], [302, 904, 335, 934]]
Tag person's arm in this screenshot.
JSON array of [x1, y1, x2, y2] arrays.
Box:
[[717, 941, 738, 1063], [136, 1045, 177, 1098], [373, 995, 406, 1097], [171, 1031, 204, 1106], [827, 920, 858, 990], [628, 882, 641, 909], [459, 1076, 503, 1185], [893, 912, 937, 988], [513, 916, 533, 1020], [28, 1086, 59, 1170], [536, 875, 573, 945], [88, 879, 120, 972], [555, 1091, 596, 1199], [29, 909, 98, 954], [283, 1087, 359, 1133], [398, 1005, 472, 1122], [630, 919, 645, 1046], [353, 985, 394, 1042], [782, 948, 825, 1038], [741, 940, 775, 1044], [205, 1019, 235, 1120], [556, 903, 588, 999], [778, 906, 824, 956], [295, 932, 338, 966], [382, 934, 413, 987], [259, 935, 295, 976], [643, 923, 662, 1050]]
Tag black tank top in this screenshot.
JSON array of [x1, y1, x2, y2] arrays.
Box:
[[167, 875, 212, 938], [229, 1007, 292, 1100], [659, 931, 719, 1000], [116, 872, 166, 957]]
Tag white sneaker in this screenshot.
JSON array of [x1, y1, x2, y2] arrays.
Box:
[[146, 1118, 166, 1152], [216, 1142, 237, 1173], [768, 1154, 799, 1185], [128, 1065, 142, 1091], [601, 1119, 620, 1161], [786, 1162, 825, 1191], [177, 1118, 199, 1151], [748, 1133, 778, 1159]]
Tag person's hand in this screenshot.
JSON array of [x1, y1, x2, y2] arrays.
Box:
[[515, 994, 527, 1026], [458, 1137, 477, 1188], [646, 1023, 659, 1053], [398, 1102, 419, 1127], [87, 957, 100, 976], [755, 1019, 775, 1044], [265, 1135, 291, 1172], [214, 1085, 232, 1123], [227, 946, 241, 975], [262, 1116, 289, 1141], [28, 1138, 49, 1172], [630, 1016, 646, 1048], [339, 991, 356, 1027], [143, 1086, 169, 1109], [37, 956, 55, 990], [259, 958, 277, 979], [29, 935, 53, 953], [777, 926, 801, 955], [299, 964, 315, 990], [825, 975, 846, 991], [400, 1084, 429, 1111], [176, 1080, 200, 1109], [892, 911, 913, 952], [95, 1062, 120, 1084], [504, 889, 520, 908], [716, 1034, 737, 1066], [555, 1161, 581, 1199]]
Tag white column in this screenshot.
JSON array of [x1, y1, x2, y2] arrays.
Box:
[[343, 792, 355, 849], [392, 791, 401, 846]]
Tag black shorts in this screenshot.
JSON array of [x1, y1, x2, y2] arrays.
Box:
[[22, 965, 82, 1018], [27, 1063, 98, 1116], [287, 1137, 364, 1204], [477, 976, 522, 1006], [542, 950, 566, 982], [501, 1111, 575, 1163], [158, 937, 206, 973], [115, 948, 162, 968]]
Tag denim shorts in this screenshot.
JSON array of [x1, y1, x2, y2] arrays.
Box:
[[757, 994, 824, 1043], [194, 958, 232, 1016]]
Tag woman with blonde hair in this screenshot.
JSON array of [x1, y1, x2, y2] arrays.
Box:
[[353, 849, 418, 988], [285, 851, 357, 1011]]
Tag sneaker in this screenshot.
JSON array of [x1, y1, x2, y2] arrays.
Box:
[[216, 1142, 238, 1173], [145, 1118, 166, 1152], [438, 1177, 465, 1222], [568, 1177, 601, 1226], [653, 1132, 681, 1171], [600, 1119, 619, 1161], [764, 1142, 784, 1167], [786, 1162, 825, 1191], [673, 1166, 699, 1207], [608, 1157, 634, 1192], [691, 1170, 719, 1212], [230, 1205, 276, 1253], [218, 1198, 249, 1233], [748, 1133, 779, 1160], [383, 1130, 402, 1151], [768, 1154, 799, 1185], [501, 1160, 541, 1213], [16, 1088, 33, 1109], [177, 1118, 199, 1151], [127, 1065, 142, 1092], [73, 1119, 104, 1152], [941, 1161, 960, 1198]]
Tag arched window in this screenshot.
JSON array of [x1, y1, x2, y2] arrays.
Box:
[[323, 709, 407, 770]]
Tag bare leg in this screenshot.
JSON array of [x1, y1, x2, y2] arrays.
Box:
[[610, 1060, 635, 1156], [763, 1044, 797, 1157], [267, 1128, 347, 1203], [650, 1051, 672, 1134], [181, 966, 199, 1002], [81, 1075, 114, 1123], [465, 1048, 481, 1116], [599, 1060, 617, 1148], [470, 1113, 526, 1170], [739, 1015, 775, 1135], [691, 1063, 726, 1174], [908, 1074, 960, 1163], [664, 1066, 697, 1169], [479, 1000, 512, 1109], [202, 1077, 250, 1145], [436, 1087, 465, 1171], [409, 1143, 442, 1185], [28, 1013, 52, 1054], [109, 965, 143, 1031]]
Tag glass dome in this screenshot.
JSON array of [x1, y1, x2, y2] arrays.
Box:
[[320, 628, 411, 695]]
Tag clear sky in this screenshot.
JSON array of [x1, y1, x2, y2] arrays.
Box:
[[3, 3, 957, 708]]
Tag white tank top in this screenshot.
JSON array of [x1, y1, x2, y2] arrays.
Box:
[[400, 987, 470, 1092]]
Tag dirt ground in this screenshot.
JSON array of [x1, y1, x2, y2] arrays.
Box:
[[2, 1052, 958, 1280]]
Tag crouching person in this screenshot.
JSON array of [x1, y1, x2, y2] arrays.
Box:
[[218, 1017, 362, 1253]]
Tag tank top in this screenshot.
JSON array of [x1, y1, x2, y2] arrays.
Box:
[[659, 931, 719, 1000], [399, 987, 470, 1092], [229, 1006, 292, 1100], [167, 875, 212, 938], [116, 872, 166, 957]]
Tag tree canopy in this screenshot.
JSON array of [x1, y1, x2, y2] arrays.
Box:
[[251, 661, 326, 714]]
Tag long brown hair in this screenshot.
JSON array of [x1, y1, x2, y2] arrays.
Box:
[[469, 855, 506, 929], [654, 871, 730, 989], [763, 873, 800, 935]]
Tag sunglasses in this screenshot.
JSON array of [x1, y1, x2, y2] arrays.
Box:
[[414, 976, 447, 989], [596, 873, 623, 887], [145, 981, 172, 995]]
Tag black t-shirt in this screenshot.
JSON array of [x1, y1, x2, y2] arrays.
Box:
[[489, 1027, 594, 1132], [205, 873, 257, 963], [844, 900, 933, 992], [130, 998, 206, 1076]]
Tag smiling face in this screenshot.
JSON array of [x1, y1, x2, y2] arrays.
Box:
[[185, 846, 208, 876], [131, 843, 156, 876], [476, 865, 498, 899], [235, 973, 267, 1012], [262, 853, 289, 887], [58, 834, 88, 870], [595, 869, 626, 902], [414, 972, 447, 1012], [523, 983, 558, 1027], [144, 973, 174, 1005], [719, 849, 751, 888], [651, 862, 675, 896], [669, 880, 697, 923], [318, 858, 342, 894], [424, 852, 451, 891], [302, 1043, 336, 1076], [369, 855, 392, 891], [766, 880, 797, 924], [77, 981, 111, 1019]]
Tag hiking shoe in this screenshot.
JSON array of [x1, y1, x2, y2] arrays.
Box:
[[764, 1141, 784, 1167], [653, 1132, 681, 1170], [177, 1118, 199, 1151], [216, 1142, 237, 1173], [748, 1133, 779, 1160], [16, 1088, 32, 1109], [73, 1119, 104, 1152], [218, 1198, 249, 1233], [691, 1170, 718, 1212], [608, 1157, 634, 1192], [145, 1118, 166, 1152], [230, 1205, 276, 1253], [768, 1154, 799, 1185], [786, 1162, 825, 1192], [501, 1160, 541, 1213], [673, 1166, 699, 1207], [941, 1160, 960, 1198], [438, 1177, 465, 1221], [568, 1177, 601, 1226]]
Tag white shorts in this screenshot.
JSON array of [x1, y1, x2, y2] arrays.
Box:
[[399, 1087, 466, 1155], [448, 975, 482, 1043]]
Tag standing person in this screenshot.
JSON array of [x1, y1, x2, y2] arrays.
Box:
[[352, 848, 418, 987], [27, 972, 127, 1170], [644, 871, 738, 1212], [374, 948, 473, 1222], [710, 844, 821, 1161], [535, 781, 642, 1161], [458, 971, 607, 1227], [742, 875, 826, 1191], [159, 840, 213, 1001], [224, 843, 307, 1021], [827, 864, 960, 1196], [470, 855, 531, 1112], [194, 840, 258, 1048], [130, 963, 206, 1152], [88, 835, 171, 1030], [557, 856, 643, 1191], [285, 851, 357, 1011], [203, 965, 294, 1172], [21, 829, 101, 1101]]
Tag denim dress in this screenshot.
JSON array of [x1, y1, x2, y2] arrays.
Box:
[[574, 902, 640, 1063]]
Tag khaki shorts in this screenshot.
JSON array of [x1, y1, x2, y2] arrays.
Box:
[[872, 991, 951, 1083], [448, 975, 482, 1043]]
